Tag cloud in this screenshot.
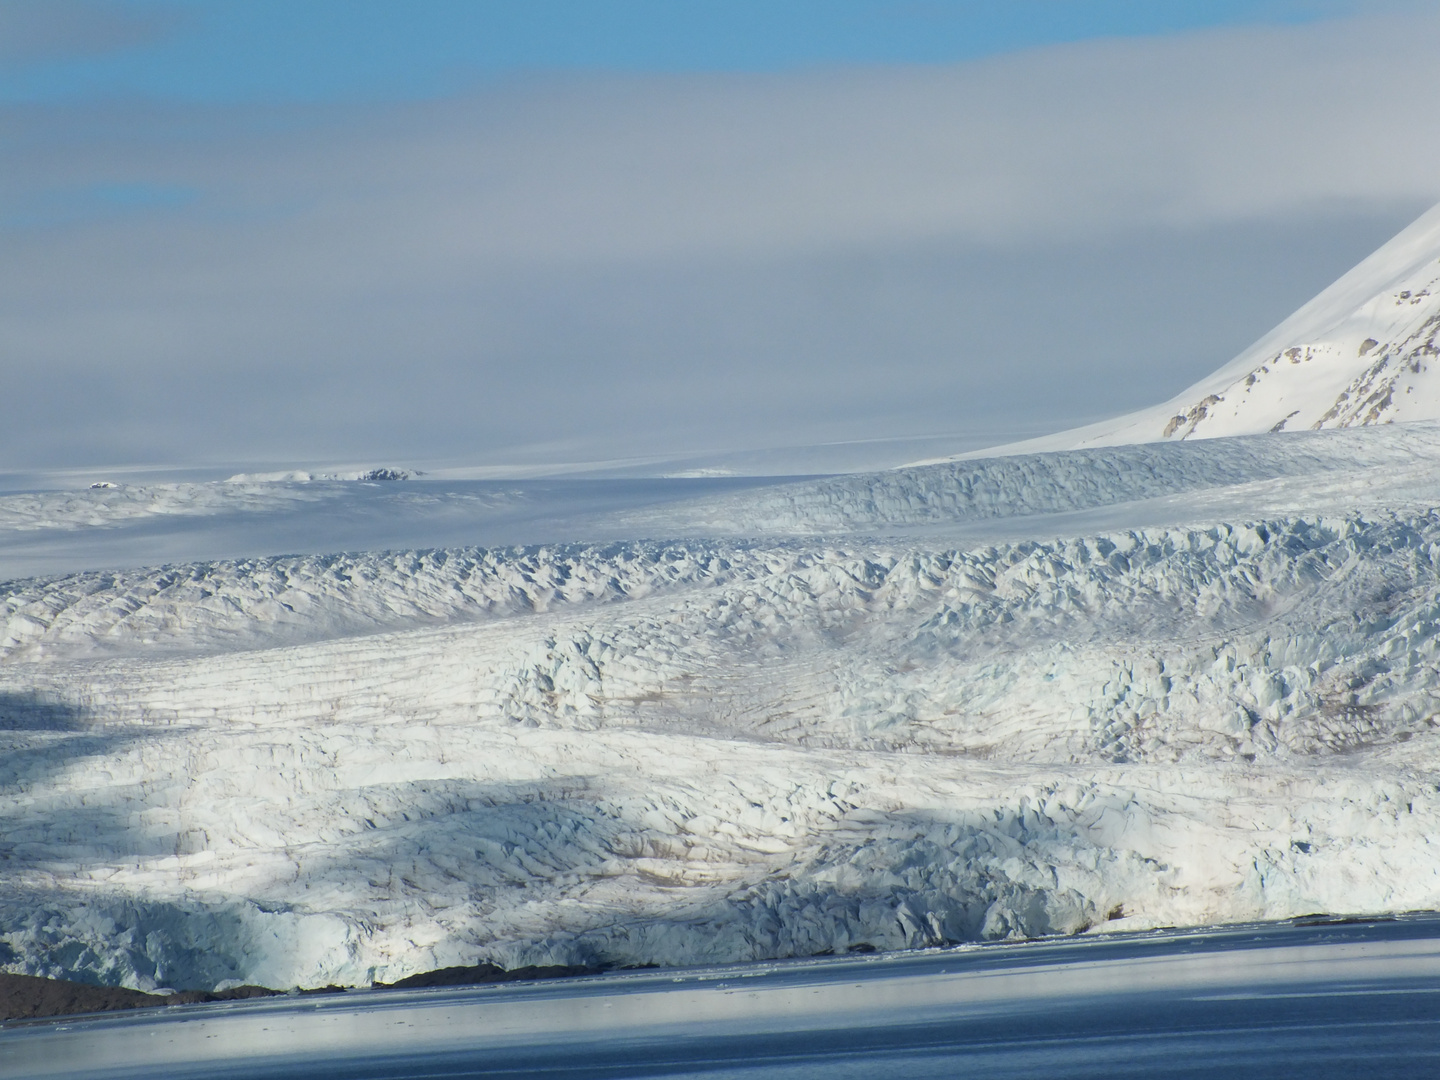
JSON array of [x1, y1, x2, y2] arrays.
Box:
[[0, 1, 181, 64], [3, 10, 1439, 471]]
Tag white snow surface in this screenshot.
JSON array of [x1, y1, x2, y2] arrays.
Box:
[[4, 423, 1440, 993]]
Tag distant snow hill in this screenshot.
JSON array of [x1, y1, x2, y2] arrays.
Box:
[[958, 201, 1440, 458]]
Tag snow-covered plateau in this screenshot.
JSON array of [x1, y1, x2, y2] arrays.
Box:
[[6, 206, 1440, 994]]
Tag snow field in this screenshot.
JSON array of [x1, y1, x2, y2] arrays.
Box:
[[0, 480, 340, 535], [629, 421, 1440, 535]]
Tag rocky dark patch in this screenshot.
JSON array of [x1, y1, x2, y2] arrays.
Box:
[[0, 973, 276, 1022], [0, 963, 602, 1023], [375, 962, 601, 989]]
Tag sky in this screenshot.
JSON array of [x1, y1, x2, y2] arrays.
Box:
[[3, 0, 1440, 476]]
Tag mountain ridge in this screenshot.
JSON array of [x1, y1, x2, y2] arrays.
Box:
[[927, 200, 1440, 462]]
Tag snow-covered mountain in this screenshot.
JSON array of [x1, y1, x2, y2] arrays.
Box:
[[963, 201, 1440, 457]]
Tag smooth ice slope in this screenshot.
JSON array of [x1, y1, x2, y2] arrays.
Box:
[[5, 427, 1440, 991], [0, 475, 793, 582]]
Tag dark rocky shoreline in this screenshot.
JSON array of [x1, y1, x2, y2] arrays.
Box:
[[0, 963, 601, 1023]]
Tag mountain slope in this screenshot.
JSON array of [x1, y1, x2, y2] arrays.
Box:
[[954, 201, 1440, 458]]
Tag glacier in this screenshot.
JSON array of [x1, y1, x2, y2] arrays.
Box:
[[5, 207, 1440, 994]]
